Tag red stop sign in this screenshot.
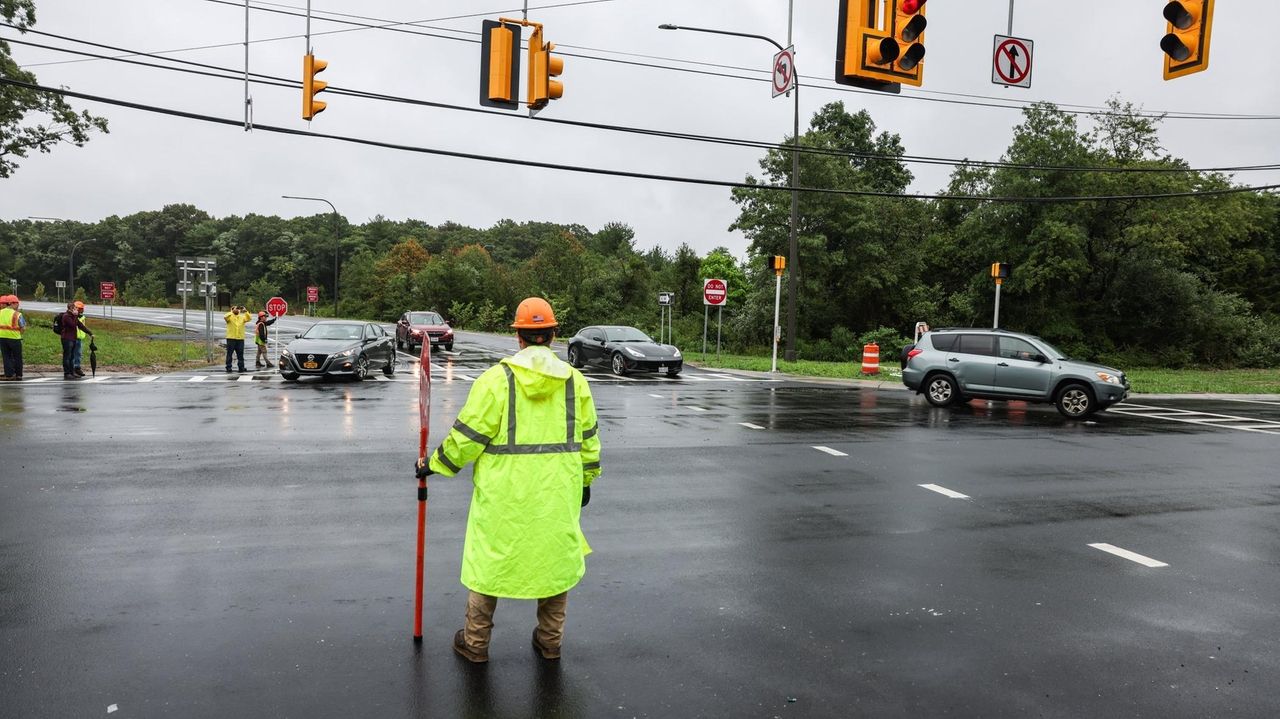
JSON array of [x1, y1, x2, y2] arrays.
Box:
[[266, 296, 289, 317], [703, 278, 727, 306]]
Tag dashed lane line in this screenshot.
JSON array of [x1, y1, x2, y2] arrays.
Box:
[[687, 406, 708, 412], [1088, 543, 1169, 568], [919, 484, 970, 499], [739, 422, 765, 430], [648, 394, 664, 399], [812, 446, 848, 457]]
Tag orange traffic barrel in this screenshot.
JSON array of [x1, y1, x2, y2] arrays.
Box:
[[861, 343, 880, 375]]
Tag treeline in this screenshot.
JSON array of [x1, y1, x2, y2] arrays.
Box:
[[2, 98, 1277, 368]]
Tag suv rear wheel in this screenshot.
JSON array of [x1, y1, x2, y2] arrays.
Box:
[[1055, 383, 1095, 418], [924, 373, 960, 407]]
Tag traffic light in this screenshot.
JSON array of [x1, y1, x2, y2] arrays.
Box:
[[1161, 0, 1214, 80], [480, 20, 522, 110], [990, 262, 1011, 282], [303, 53, 328, 120], [527, 23, 564, 112], [836, 0, 927, 93], [765, 255, 787, 275]]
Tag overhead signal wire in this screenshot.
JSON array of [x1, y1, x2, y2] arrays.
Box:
[[3, 76, 1277, 204], [9, 27, 1280, 178], [194, 0, 1280, 122]]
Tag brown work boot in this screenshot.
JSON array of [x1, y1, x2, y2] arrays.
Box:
[[531, 628, 561, 660], [452, 629, 488, 663]]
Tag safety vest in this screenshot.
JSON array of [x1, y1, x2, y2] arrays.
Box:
[[0, 307, 20, 340], [224, 312, 250, 340], [429, 344, 601, 599], [76, 313, 88, 340]]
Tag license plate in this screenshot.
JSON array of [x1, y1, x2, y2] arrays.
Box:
[[303, 361, 318, 369], [658, 365, 666, 372]]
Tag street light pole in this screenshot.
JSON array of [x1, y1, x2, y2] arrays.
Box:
[[658, 23, 800, 362], [68, 238, 98, 298], [282, 195, 340, 317]]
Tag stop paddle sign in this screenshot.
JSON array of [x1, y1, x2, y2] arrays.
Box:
[[266, 296, 289, 317]]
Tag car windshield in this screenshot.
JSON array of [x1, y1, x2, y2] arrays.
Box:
[[605, 327, 653, 343], [302, 323, 362, 341], [409, 312, 443, 325], [1028, 336, 1071, 361]]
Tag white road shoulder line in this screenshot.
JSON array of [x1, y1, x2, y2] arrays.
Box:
[[739, 422, 765, 430], [1088, 543, 1168, 568], [812, 446, 848, 457], [919, 484, 970, 499]]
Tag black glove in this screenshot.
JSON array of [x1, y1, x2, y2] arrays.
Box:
[[581, 485, 591, 507], [414, 459, 434, 479]]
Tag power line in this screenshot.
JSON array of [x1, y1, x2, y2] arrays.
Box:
[[10, 28, 1280, 177], [4, 76, 1276, 204]]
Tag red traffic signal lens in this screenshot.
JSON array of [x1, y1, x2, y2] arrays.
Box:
[[901, 0, 925, 14]]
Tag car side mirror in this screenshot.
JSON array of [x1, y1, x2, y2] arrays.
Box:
[[294, 333, 302, 339], [1035, 353, 1049, 363]]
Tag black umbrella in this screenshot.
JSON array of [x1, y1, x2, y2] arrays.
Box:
[[89, 339, 98, 377]]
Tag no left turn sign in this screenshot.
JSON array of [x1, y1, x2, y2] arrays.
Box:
[[772, 46, 796, 98], [992, 35, 1033, 89]]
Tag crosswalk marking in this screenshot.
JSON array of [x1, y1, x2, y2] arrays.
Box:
[[812, 446, 848, 457], [1111, 402, 1280, 435], [1088, 543, 1168, 568]]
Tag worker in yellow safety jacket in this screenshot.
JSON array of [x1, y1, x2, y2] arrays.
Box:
[[416, 296, 601, 663], [0, 294, 25, 380], [223, 305, 252, 373]]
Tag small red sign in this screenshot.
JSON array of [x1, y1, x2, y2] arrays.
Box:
[[306, 286, 319, 302], [703, 278, 727, 306], [266, 296, 289, 317], [100, 281, 116, 300]]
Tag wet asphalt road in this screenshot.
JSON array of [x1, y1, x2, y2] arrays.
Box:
[[2, 334, 1279, 718]]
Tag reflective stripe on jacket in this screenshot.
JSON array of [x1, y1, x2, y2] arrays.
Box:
[[0, 308, 20, 340], [429, 344, 601, 599], [224, 312, 250, 340]]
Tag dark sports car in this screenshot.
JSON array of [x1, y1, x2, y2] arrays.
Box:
[[566, 325, 682, 377], [279, 321, 396, 381]]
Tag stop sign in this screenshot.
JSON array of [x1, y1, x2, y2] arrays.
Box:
[[266, 296, 288, 317], [703, 278, 727, 306]]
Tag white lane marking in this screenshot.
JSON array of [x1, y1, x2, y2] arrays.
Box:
[[687, 406, 708, 412], [812, 446, 848, 457], [237, 374, 255, 383], [1111, 403, 1280, 435], [85, 376, 109, 383], [137, 376, 159, 382], [919, 484, 970, 499], [188, 376, 208, 382], [739, 422, 765, 430], [371, 374, 387, 381], [28, 377, 53, 383], [1224, 398, 1280, 407], [1088, 543, 1169, 568]]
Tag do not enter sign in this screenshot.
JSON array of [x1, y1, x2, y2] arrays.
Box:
[[266, 296, 288, 317], [703, 278, 727, 306]]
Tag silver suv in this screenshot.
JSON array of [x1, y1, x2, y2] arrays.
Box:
[[901, 328, 1130, 418]]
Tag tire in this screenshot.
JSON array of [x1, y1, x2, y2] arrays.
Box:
[[924, 373, 960, 407], [567, 345, 584, 368], [444, 343, 453, 352], [610, 352, 628, 376], [354, 355, 370, 381], [1055, 383, 1095, 418], [382, 357, 396, 376], [280, 371, 299, 381]]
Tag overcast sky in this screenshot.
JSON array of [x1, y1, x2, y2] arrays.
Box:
[[3, 0, 1278, 258]]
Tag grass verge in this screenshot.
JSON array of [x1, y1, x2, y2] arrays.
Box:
[[15, 311, 213, 373], [689, 352, 1280, 394]]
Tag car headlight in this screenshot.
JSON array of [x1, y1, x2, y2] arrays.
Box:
[[1096, 372, 1122, 385], [333, 348, 355, 358], [671, 347, 681, 358], [280, 348, 292, 357], [624, 347, 645, 358]]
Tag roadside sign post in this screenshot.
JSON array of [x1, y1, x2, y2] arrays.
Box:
[[266, 296, 288, 366], [55, 279, 66, 303], [702, 279, 727, 360], [178, 257, 217, 363], [657, 292, 673, 345], [306, 285, 319, 316], [99, 282, 116, 319]]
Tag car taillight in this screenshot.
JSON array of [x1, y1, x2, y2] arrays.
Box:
[[906, 348, 923, 361]]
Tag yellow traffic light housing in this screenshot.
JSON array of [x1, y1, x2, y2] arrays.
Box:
[[480, 20, 522, 109], [302, 53, 328, 120], [1161, 0, 1214, 80], [527, 23, 564, 112], [991, 262, 1011, 284], [766, 255, 787, 275], [836, 0, 926, 94]]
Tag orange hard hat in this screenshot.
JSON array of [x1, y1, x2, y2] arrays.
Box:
[[74, 300, 85, 309], [0, 295, 15, 304], [258, 311, 266, 318], [510, 297, 558, 329]]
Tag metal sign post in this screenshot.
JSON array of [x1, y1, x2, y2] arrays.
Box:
[[657, 292, 673, 344]]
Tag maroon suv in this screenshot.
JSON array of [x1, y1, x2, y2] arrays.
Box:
[[395, 311, 454, 352]]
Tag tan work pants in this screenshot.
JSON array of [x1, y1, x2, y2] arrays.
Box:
[[464, 590, 568, 652]]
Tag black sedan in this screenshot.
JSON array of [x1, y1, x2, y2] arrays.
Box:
[[566, 325, 682, 377], [279, 321, 396, 381]]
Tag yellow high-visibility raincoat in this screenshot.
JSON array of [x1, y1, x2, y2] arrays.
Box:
[[429, 344, 601, 599], [224, 311, 250, 340]]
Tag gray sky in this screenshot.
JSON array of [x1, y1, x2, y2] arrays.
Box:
[[4, 0, 1278, 258]]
